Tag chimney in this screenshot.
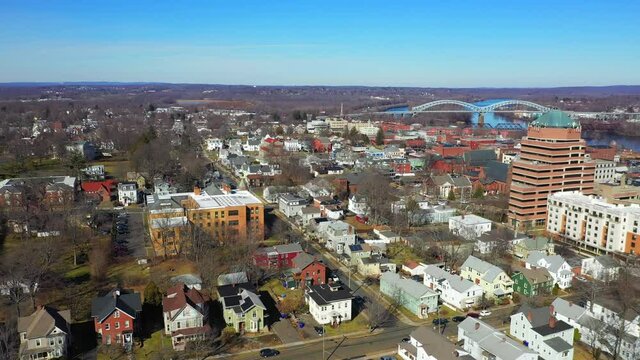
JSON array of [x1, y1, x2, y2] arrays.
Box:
[[113, 289, 120, 298], [569, 302, 573, 307], [549, 305, 555, 314], [527, 311, 533, 322], [474, 322, 480, 330], [549, 316, 557, 329], [194, 186, 201, 196]]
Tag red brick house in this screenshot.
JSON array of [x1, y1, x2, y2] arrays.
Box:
[[392, 161, 412, 175], [253, 243, 304, 269], [81, 179, 117, 203], [432, 144, 471, 157], [290, 253, 327, 289], [91, 289, 142, 349]]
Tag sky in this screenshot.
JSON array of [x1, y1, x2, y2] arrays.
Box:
[[1, 1, 639, 87]]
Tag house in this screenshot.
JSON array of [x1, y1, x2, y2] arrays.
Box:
[[526, 251, 573, 289], [512, 236, 555, 259], [153, 179, 178, 196], [217, 282, 266, 333], [356, 254, 396, 277], [217, 272, 248, 286], [288, 252, 327, 289], [380, 272, 438, 319], [312, 137, 332, 153], [0, 176, 78, 209], [279, 194, 308, 218], [81, 179, 116, 203], [170, 274, 203, 291], [253, 243, 304, 269], [125, 172, 147, 189], [322, 220, 356, 254], [243, 138, 262, 152], [458, 317, 537, 360], [162, 283, 211, 351], [397, 326, 459, 360], [305, 283, 353, 325], [18, 306, 71, 360], [432, 174, 472, 199], [284, 139, 302, 152], [550, 297, 640, 360], [474, 227, 526, 255], [581, 255, 621, 281], [204, 137, 223, 151], [373, 229, 402, 243], [510, 304, 575, 360], [449, 214, 492, 240], [511, 267, 554, 297], [423, 265, 482, 310], [82, 164, 105, 179], [117, 182, 138, 206], [348, 194, 368, 216], [91, 289, 142, 349], [66, 141, 97, 160], [401, 260, 427, 277], [460, 255, 513, 300], [299, 206, 322, 226], [342, 244, 373, 266]]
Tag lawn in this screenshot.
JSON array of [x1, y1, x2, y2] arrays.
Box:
[[135, 330, 174, 359], [324, 312, 369, 336], [100, 159, 133, 180], [260, 278, 303, 302], [386, 243, 422, 266]]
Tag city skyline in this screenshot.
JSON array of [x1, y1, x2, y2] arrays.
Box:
[[1, 0, 639, 87]]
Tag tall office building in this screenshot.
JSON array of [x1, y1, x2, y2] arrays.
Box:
[[508, 111, 595, 229]]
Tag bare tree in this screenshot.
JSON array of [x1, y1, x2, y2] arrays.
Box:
[[0, 317, 18, 360]]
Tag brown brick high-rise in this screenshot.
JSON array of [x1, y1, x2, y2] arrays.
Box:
[[508, 111, 595, 230]]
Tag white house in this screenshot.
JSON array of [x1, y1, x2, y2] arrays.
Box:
[[279, 193, 307, 218], [117, 183, 138, 206], [162, 283, 211, 351], [460, 255, 514, 300], [526, 251, 573, 289], [305, 283, 353, 325], [402, 261, 428, 277], [581, 255, 621, 281], [397, 326, 458, 360], [423, 265, 482, 310], [204, 138, 223, 151], [18, 306, 71, 360], [449, 214, 492, 240], [510, 304, 575, 360], [284, 139, 302, 152], [458, 317, 537, 360], [348, 194, 368, 216], [242, 138, 261, 152], [322, 221, 356, 254]]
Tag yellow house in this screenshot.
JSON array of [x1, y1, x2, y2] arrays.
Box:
[[460, 255, 513, 300]]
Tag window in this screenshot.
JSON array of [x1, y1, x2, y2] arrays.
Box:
[[115, 322, 120, 329], [114, 310, 120, 318], [228, 210, 239, 216], [177, 322, 181, 329], [105, 324, 110, 331], [106, 335, 111, 345]]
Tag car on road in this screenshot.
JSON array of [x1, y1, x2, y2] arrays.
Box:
[[432, 318, 449, 325], [452, 316, 466, 323], [259, 348, 280, 357], [480, 310, 492, 317], [314, 326, 325, 336]]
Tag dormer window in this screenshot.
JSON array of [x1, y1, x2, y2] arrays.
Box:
[[114, 310, 120, 318]]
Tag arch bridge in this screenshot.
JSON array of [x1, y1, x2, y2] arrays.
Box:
[[411, 99, 551, 113]]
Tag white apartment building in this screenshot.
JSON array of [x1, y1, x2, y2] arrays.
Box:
[[510, 305, 575, 360], [547, 191, 640, 254], [458, 317, 537, 360], [448, 214, 492, 240], [423, 265, 482, 310], [595, 159, 616, 183], [305, 284, 353, 325]]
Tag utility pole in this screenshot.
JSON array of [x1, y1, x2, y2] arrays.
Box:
[[322, 323, 326, 360]]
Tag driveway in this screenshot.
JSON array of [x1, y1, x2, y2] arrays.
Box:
[[121, 209, 147, 258], [272, 319, 303, 344]]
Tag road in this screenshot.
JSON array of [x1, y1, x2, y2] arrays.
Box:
[[227, 324, 415, 360]]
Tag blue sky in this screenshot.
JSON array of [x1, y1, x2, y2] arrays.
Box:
[[1, 1, 638, 87]]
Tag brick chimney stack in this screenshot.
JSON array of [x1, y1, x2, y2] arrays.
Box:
[[549, 316, 557, 328], [194, 186, 201, 196], [527, 311, 533, 322]]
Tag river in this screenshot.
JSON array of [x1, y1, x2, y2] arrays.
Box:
[[386, 100, 640, 151]]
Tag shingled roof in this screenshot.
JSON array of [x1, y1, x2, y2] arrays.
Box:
[[91, 289, 142, 323], [18, 306, 71, 340]]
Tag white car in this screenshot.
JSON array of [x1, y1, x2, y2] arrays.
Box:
[[480, 310, 492, 318]]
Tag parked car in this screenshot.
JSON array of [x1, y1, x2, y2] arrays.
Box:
[[260, 348, 280, 357], [432, 318, 449, 325], [452, 316, 466, 323], [575, 276, 588, 282], [480, 310, 492, 317], [314, 326, 324, 336], [401, 337, 410, 342], [380, 356, 395, 360], [466, 312, 480, 318]]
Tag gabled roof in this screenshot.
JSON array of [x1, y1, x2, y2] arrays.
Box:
[[163, 283, 209, 318], [463, 150, 496, 167], [483, 160, 509, 183], [459, 317, 536, 359], [91, 290, 142, 323], [551, 298, 586, 322], [306, 284, 353, 305], [18, 306, 71, 339], [291, 252, 320, 273], [423, 265, 478, 293], [380, 272, 437, 300], [217, 272, 248, 286], [462, 255, 506, 283], [593, 255, 620, 269], [513, 266, 552, 284]]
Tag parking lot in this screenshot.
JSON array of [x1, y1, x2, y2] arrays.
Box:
[[113, 209, 147, 258]]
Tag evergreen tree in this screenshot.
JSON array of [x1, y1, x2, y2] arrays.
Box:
[[143, 281, 163, 307], [447, 190, 456, 201], [375, 128, 385, 145]]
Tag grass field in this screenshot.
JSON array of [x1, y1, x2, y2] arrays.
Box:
[[324, 312, 369, 336]]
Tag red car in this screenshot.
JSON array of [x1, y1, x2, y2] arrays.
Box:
[[466, 312, 480, 318], [355, 215, 368, 224]]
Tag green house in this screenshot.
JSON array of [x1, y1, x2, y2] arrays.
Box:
[[512, 267, 553, 297], [217, 284, 266, 333], [380, 272, 438, 319]]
